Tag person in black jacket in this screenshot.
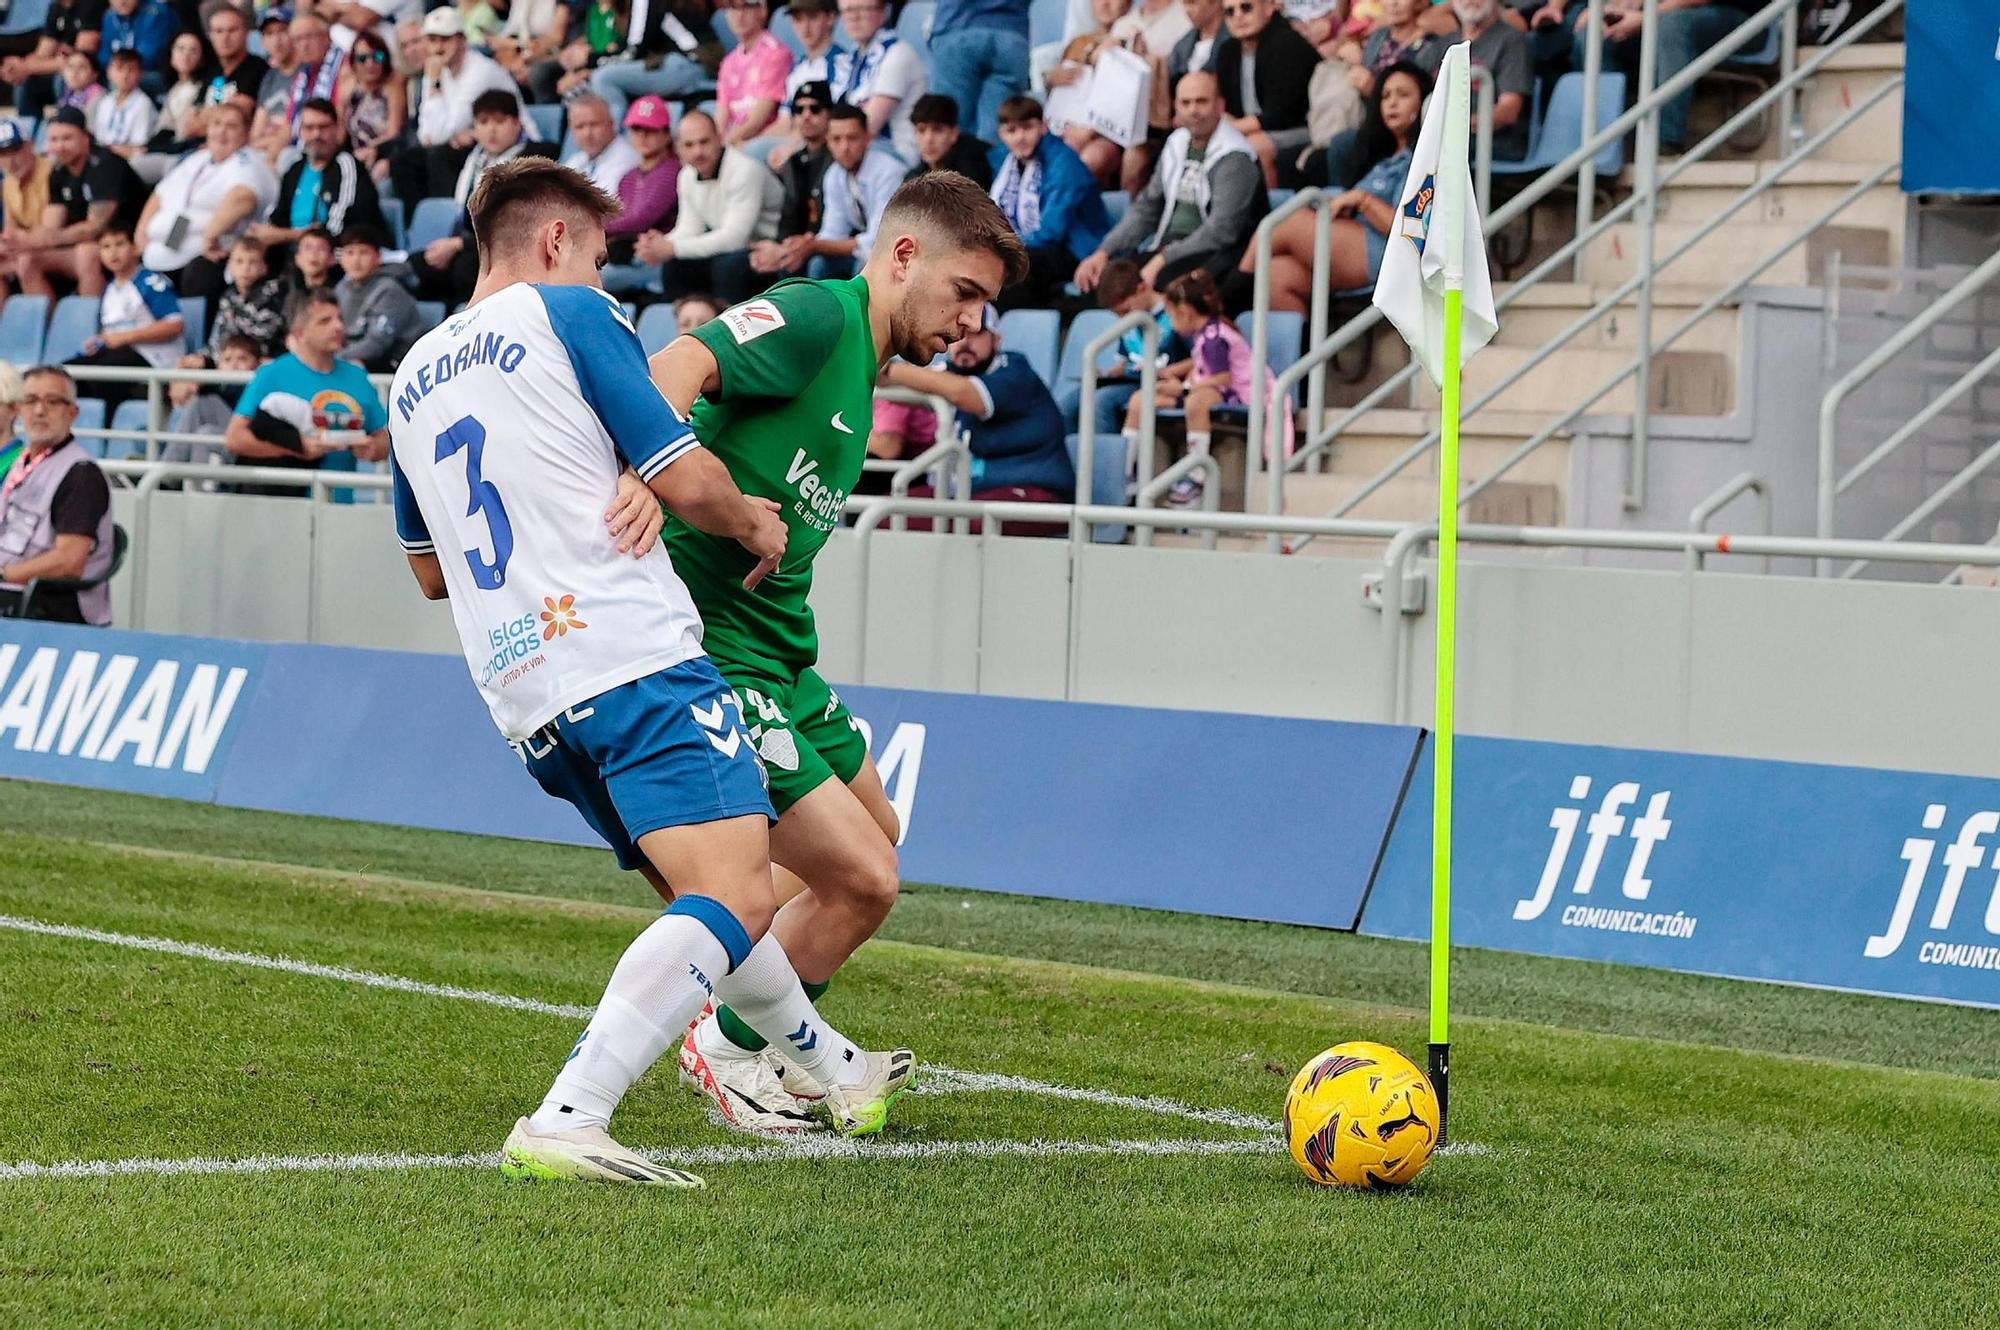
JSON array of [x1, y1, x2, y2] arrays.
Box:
[[904, 94, 994, 189], [1212, 0, 1320, 187], [249, 98, 385, 262], [588, 0, 715, 123]]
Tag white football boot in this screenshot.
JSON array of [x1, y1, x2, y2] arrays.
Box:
[[499, 1117, 703, 1187], [676, 1017, 822, 1135], [812, 1048, 918, 1138]]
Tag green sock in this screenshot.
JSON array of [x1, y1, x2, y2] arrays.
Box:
[[714, 979, 831, 1054]]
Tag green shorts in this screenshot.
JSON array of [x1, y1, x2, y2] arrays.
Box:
[[723, 664, 868, 816]]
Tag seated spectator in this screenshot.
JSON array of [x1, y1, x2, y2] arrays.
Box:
[[66, 223, 185, 409], [252, 10, 299, 163], [881, 305, 1075, 504], [1166, 0, 1226, 92], [141, 32, 210, 183], [674, 292, 723, 333], [336, 29, 406, 182], [562, 94, 644, 195], [987, 95, 1110, 308], [490, 0, 568, 93], [746, 82, 835, 295], [0, 366, 115, 625], [334, 225, 421, 372], [907, 94, 994, 189], [634, 110, 782, 302], [327, 0, 413, 52], [162, 334, 261, 468], [1100, 0, 1194, 189], [193, 4, 270, 132], [1042, 0, 1127, 183], [799, 102, 904, 279], [718, 0, 795, 148], [1213, 0, 1319, 186], [225, 289, 389, 495], [0, 0, 107, 120], [1285, 0, 1345, 54], [604, 96, 680, 264], [270, 14, 347, 154], [829, 0, 927, 164], [1073, 72, 1262, 294], [926, 0, 1033, 144], [1571, 0, 1747, 153], [90, 50, 158, 158], [588, 0, 713, 123], [398, 7, 519, 200], [456, 0, 506, 50], [208, 235, 289, 359], [758, 0, 843, 166], [17, 108, 149, 301], [1058, 256, 1189, 433], [1325, 0, 1447, 182], [285, 226, 341, 301], [1516, 0, 1584, 99], [58, 48, 106, 115], [1445, 0, 1531, 161], [0, 124, 56, 293], [252, 98, 386, 252], [1249, 60, 1423, 310], [529, 0, 631, 104], [136, 102, 279, 302], [409, 91, 558, 307], [99, 0, 179, 99]]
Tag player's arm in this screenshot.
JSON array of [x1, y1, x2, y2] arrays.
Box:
[[391, 452, 448, 600]]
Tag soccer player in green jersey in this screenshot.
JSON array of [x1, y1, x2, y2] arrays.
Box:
[[647, 172, 1028, 1131]]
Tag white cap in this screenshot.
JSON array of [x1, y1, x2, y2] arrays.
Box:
[[420, 7, 463, 38]]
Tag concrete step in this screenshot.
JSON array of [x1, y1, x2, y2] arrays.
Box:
[[1310, 408, 1572, 489], [1583, 213, 1896, 289], [1404, 341, 1733, 416], [1491, 281, 1742, 357], [1795, 42, 1903, 164], [1278, 468, 1565, 527]]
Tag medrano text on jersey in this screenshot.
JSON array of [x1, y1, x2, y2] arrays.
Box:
[[394, 332, 530, 423]]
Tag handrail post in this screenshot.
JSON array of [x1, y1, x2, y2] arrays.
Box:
[[145, 376, 164, 462], [1625, 0, 1660, 512], [1575, 0, 1604, 282], [1685, 471, 1767, 571], [1379, 522, 1435, 723], [1075, 309, 1156, 545], [1472, 64, 1494, 220], [1250, 188, 1325, 538], [1778, 9, 1799, 160]]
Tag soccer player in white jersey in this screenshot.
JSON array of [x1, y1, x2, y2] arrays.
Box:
[[387, 157, 914, 1187]]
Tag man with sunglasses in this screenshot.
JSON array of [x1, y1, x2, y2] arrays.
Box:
[[1212, 0, 1317, 187], [744, 80, 836, 296]]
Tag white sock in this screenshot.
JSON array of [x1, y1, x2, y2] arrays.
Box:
[[711, 933, 867, 1089], [1186, 430, 1211, 456], [1121, 428, 1140, 479], [528, 911, 732, 1133]]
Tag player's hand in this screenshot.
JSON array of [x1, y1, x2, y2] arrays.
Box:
[[605, 470, 666, 557], [736, 497, 787, 590]]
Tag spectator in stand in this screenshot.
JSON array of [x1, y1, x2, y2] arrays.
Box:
[[0, 366, 115, 625], [400, 6, 518, 201], [137, 101, 279, 302], [336, 29, 406, 184], [1213, 0, 1319, 187], [906, 94, 993, 188], [57, 49, 106, 115], [716, 1, 793, 148], [252, 98, 386, 252], [225, 289, 389, 494], [1055, 0, 1194, 189], [0, 124, 56, 293], [674, 292, 723, 332], [530, 0, 630, 104], [1039, 0, 1125, 180], [333, 224, 421, 372], [16, 108, 148, 300], [327, 0, 416, 52], [746, 81, 834, 294], [1, 0, 106, 120], [253, 8, 299, 151], [1251, 59, 1423, 309], [90, 49, 159, 156], [829, 0, 926, 164], [927, 0, 1031, 144], [1439, 0, 1531, 160], [408, 91, 557, 306], [490, 0, 569, 94], [1134, 267, 1288, 506], [1333, 0, 1448, 112], [280, 15, 346, 139], [98, 0, 179, 98], [1285, 0, 1345, 54], [457, 0, 506, 51], [65, 224, 186, 410], [589, 0, 712, 123], [633, 109, 782, 301], [207, 235, 289, 358], [194, 4, 270, 131], [603, 95, 680, 265], [1515, 0, 1582, 97], [151, 32, 209, 162], [881, 304, 1075, 504], [757, 0, 842, 166], [1058, 255, 1188, 432], [561, 92, 643, 194], [1073, 71, 1262, 293], [1571, 0, 1749, 153], [283, 225, 340, 301], [162, 333, 259, 469], [1166, 0, 1225, 90], [801, 102, 903, 278], [987, 95, 1111, 308]]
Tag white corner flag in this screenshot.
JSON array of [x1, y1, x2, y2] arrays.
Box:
[[1372, 43, 1498, 388]]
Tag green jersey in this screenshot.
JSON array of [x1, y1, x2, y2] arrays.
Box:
[[668, 276, 878, 678]]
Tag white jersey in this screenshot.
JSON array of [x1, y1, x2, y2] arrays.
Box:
[[389, 283, 707, 741]]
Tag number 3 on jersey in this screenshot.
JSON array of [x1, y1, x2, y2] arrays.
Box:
[[434, 414, 513, 589]]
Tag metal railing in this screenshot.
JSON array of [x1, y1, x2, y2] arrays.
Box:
[[1686, 471, 1769, 571], [873, 385, 970, 533], [1074, 308, 1159, 513]]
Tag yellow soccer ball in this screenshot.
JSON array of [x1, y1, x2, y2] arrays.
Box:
[[1283, 1041, 1440, 1189]]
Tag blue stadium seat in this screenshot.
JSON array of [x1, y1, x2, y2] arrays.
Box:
[[1722, 19, 1781, 69], [107, 399, 151, 460], [70, 398, 106, 455], [636, 303, 678, 356], [413, 301, 447, 332], [42, 295, 100, 363], [620, 301, 638, 322], [0, 294, 50, 366], [406, 197, 460, 251], [599, 263, 659, 294], [524, 102, 563, 145], [1029, 0, 1067, 48], [178, 296, 206, 351], [383, 204, 407, 252], [711, 5, 738, 50], [897, 1, 935, 73], [996, 308, 1059, 387], [1491, 71, 1626, 183], [0, 0, 51, 37], [1065, 432, 1129, 543], [1268, 187, 1295, 212], [1100, 190, 1128, 228], [1056, 307, 1120, 404]]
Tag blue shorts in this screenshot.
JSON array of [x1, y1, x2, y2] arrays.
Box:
[[513, 658, 774, 871]]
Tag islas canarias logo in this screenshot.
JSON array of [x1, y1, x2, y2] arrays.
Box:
[[539, 595, 587, 640]]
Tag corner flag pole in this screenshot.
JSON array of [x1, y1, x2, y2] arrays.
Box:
[[1429, 46, 1473, 1148]]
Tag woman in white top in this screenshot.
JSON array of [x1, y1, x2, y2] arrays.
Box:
[[134, 104, 280, 303]]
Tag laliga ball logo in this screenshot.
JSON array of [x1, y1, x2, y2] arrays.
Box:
[[1283, 1041, 1440, 1188]]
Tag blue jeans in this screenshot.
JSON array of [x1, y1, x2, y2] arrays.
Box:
[[1573, 5, 1742, 149], [590, 54, 709, 123], [806, 254, 854, 280], [1057, 378, 1138, 436], [928, 27, 1031, 143]]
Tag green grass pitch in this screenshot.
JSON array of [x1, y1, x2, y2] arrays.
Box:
[[2, 782, 1997, 1327]]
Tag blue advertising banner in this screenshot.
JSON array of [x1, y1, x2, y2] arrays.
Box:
[[1904, 1, 2000, 194], [1362, 736, 2000, 1009]]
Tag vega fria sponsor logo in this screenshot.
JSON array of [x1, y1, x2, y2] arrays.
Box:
[[0, 644, 248, 775], [783, 448, 849, 533], [1513, 776, 1693, 939], [1865, 804, 2000, 970]]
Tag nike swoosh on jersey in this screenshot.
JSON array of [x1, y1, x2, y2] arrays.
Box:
[[830, 411, 853, 435]]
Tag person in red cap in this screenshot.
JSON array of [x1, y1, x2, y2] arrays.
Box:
[[602, 95, 679, 267]]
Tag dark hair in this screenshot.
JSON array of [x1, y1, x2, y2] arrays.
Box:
[[471, 88, 522, 121], [673, 292, 721, 317], [467, 156, 622, 264], [1353, 60, 1431, 180], [1095, 258, 1146, 309], [286, 286, 341, 326], [207, 99, 250, 129], [107, 48, 142, 67], [219, 333, 264, 361], [877, 173, 1030, 288], [349, 28, 389, 61], [298, 224, 335, 251], [908, 93, 959, 128], [995, 95, 1042, 127], [23, 364, 77, 395], [298, 95, 338, 121], [99, 222, 135, 244], [787, 0, 831, 12], [337, 222, 388, 250], [826, 103, 868, 128], [1163, 268, 1223, 319], [230, 233, 267, 255]]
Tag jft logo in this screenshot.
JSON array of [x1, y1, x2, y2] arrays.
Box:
[[1514, 777, 1695, 940], [1864, 805, 2000, 971]]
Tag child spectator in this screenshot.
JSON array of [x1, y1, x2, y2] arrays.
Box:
[[209, 236, 290, 360], [1060, 256, 1188, 434], [163, 335, 264, 468], [91, 50, 157, 157], [673, 293, 723, 334], [287, 225, 340, 301], [67, 223, 186, 409], [57, 49, 105, 115], [334, 225, 422, 372]]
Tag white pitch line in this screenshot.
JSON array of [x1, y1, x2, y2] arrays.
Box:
[[914, 1068, 1274, 1133], [0, 1135, 1281, 1184]]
